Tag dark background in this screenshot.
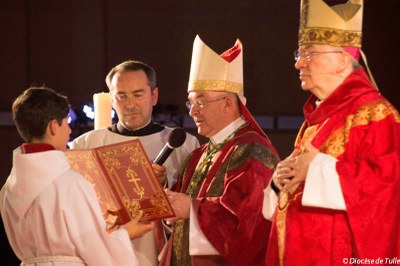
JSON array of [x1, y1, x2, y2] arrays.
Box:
[[1, 0, 399, 264]]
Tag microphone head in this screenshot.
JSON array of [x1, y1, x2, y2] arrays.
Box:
[[168, 127, 186, 148]]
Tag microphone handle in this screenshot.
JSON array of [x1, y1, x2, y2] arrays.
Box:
[[153, 145, 174, 165]]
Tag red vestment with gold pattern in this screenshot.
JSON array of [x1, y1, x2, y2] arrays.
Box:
[[161, 125, 279, 266], [266, 68, 400, 265]]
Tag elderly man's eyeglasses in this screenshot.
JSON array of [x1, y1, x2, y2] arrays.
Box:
[[294, 50, 343, 62], [186, 97, 226, 110]]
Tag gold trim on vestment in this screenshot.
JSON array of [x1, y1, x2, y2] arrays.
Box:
[[323, 99, 400, 158], [172, 127, 280, 264], [171, 219, 190, 266], [277, 99, 399, 264], [276, 183, 303, 266], [277, 121, 322, 265], [207, 141, 279, 197]]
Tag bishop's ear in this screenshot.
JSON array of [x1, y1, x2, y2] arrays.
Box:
[[336, 52, 352, 73]]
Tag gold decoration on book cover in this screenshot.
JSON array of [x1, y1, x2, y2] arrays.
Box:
[[65, 139, 175, 226]]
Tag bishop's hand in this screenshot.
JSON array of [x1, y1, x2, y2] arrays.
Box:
[[164, 189, 191, 223], [272, 149, 300, 190], [282, 142, 319, 192]]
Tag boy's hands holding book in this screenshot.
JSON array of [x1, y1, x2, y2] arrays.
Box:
[[123, 210, 155, 239]]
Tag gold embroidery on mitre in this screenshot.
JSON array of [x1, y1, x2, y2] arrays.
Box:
[[299, 0, 363, 47], [188, 79, 243, 95], [299, 0, 309, 32], [299, 27, 362, 47]]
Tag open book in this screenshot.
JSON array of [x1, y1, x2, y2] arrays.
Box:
[[64, 139, 175, 226]]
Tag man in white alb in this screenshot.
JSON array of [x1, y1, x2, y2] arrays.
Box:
[[72, 60, 199, 265]]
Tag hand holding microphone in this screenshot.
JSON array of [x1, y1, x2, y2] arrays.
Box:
[[153, 127, 186, 186]]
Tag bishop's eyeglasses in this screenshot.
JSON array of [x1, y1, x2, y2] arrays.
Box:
[[294, 50, 343, 62], [186, 97, 227, 110]]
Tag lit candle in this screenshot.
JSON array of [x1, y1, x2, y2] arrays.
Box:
[[93, 92, 112, 129]]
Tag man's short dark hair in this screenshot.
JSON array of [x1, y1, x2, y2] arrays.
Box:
[[105, 60, 157, 91], [12, 86, 70, 142]]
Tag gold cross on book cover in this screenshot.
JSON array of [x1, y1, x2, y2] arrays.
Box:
[[64, 139, 175, 227]]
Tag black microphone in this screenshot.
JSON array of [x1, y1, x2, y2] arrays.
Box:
[[153, 127, 187, 165]]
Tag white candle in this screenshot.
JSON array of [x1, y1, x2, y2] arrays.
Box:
[[93, 92, 112, 129]]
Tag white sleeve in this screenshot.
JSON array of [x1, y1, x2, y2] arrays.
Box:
[[302, 153, 346, 210], [189, 202, 219, 255], [262, 182, 278, 221]]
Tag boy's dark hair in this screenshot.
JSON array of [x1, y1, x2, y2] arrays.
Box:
[[12, 86, 70, 142]]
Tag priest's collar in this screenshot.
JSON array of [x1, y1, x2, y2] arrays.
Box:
[[110, 120, 165, 136], [210, 117, 246, 145]]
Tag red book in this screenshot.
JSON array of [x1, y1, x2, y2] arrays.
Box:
[[64, 139, 175, 227]]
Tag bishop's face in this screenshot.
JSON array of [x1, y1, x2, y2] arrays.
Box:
[[294, 44, 344, 99], [187, 91, 228, 138]]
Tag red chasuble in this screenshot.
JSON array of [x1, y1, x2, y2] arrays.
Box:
[[267, 68, 400, 265], [162, 124, 279, 266]]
